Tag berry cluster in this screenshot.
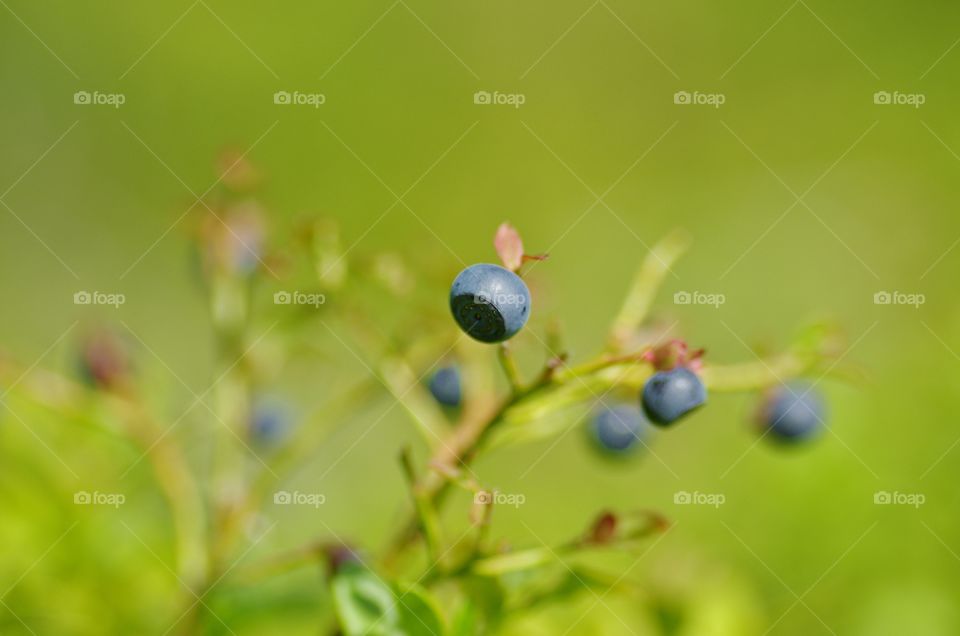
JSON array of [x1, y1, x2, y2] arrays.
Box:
[[437, 227, 827, 455], [40, 209, 835, 636]]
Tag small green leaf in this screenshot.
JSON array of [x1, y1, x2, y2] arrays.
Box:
[[332, 564, 398, 635], [331, 564, 445, 636], [394, 584, 446, 636], [460, 577, 506, 630], [449, 600, 478, 636]]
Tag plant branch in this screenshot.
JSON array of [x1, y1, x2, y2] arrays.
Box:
[[399, 447, 443, 565], [381, 338, 830, 571], [497, 342, 523, 393]]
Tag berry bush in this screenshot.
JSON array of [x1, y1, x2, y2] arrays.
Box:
[[0, 159, 844, 635]]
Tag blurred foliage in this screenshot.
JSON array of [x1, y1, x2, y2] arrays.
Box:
[[3, 0, 960, 634]]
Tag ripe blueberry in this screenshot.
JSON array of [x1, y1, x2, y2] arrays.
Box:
[[641, 367, 707, 426], [590, 404, 647, 453], [429, 366, 462, 407], [758, 383, 824, 442], [450, 264, 530, 343]]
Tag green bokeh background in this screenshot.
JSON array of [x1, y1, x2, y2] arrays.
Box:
[[2, 1, 960, 634]]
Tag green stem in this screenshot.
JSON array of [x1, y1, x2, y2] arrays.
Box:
[[382, 373, 558, 568], [497, 343, 523, 393], [208, 274, 254, 581], [607, 230, 690, 352], [399, 448, 443, 565]]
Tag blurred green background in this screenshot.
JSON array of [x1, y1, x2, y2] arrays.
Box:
[[3, 0, 960, 634]]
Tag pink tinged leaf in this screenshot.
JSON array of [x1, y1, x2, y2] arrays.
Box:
[[686, 348, 706, 372], [494, 223, 524, 272], [645, 339, 707, 371]]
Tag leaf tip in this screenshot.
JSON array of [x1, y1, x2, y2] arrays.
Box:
[[494, 223, 524, 272]]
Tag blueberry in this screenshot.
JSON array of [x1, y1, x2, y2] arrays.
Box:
[[250, 397, 291, 444], [449, 264, 530, 343], [641, 367, 707, 426], [429, 366, 462, 407], [590, 405, 647, 453], [758, 383, 824, 442]]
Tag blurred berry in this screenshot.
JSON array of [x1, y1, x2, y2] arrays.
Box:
[[758, 383, 825, 443], [250, 397, 291, 445], [590, 404, 648, 453], [324, 542, 363, 576], [429, 366, 462, 407], [77, 330, 131, 391]]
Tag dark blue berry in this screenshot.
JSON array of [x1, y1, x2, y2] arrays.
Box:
[[759, 383, 824, 442], [449, 264, 530, 343], [641, 367, 707, 426], [591, 405, 647, 453], [429, 366, 462, 407]]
